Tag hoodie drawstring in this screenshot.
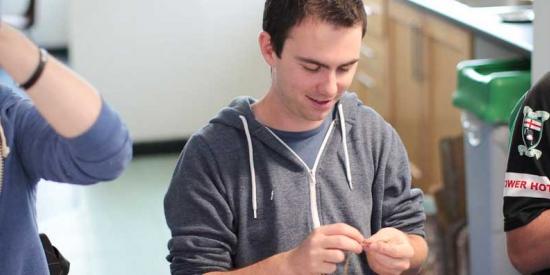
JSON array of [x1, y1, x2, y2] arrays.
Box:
[[0, 121, 10, 158], [239, 115, 258, 219], [338, 104, 353, 190], [239, 104, 352, 219]]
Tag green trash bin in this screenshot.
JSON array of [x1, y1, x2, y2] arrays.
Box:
[[452, 58, 530, 275], [453, 59, 531, 124]]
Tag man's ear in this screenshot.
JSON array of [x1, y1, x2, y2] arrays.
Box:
[[259, 31, 277, 66]]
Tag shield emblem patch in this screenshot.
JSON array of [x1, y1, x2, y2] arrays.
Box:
[[519, 106, 550, 159]]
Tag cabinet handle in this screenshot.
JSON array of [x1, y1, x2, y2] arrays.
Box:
[[361, 45, 376, 59], [356, 72, 376, 89], [411, 25, 424, 82]]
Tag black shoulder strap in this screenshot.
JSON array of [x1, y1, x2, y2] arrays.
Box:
[[39, 233, 70, 275]]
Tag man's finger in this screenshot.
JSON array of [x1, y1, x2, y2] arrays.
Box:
[[318, 223, 364, 243], [368, 251, 410, 273], [364, 228, 400, 243], [322, 235, 363, 254], [365, 240, 413, 258], [320, 248, 347, 264], [317, 262, 338, 274]]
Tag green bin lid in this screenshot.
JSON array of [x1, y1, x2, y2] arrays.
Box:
[[452, 58, 531, 124]]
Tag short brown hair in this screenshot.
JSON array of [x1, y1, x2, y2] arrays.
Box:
[[262, 0, 367, 58]]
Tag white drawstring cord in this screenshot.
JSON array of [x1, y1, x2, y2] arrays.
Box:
[[0, 121, 10, 158], [239, 115, 258, 219], [338, 104, 353, 190]]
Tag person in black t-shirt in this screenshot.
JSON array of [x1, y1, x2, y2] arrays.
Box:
[[504, 72, 550, 274]]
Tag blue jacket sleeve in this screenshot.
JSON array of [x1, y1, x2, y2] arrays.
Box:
[[14, 98, 132, 184]]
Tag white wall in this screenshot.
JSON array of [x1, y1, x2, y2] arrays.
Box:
[[1, 0, 27, 14], [69, 0, 270, 142], [473, 36, 526, 60], [533, 1, 550, 83], [3, 0, 69, 48], [29, 0, 69, 48]]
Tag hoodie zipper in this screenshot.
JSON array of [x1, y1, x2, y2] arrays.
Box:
[[0, 122, 8, 195], [309, 171, 321, 228], [266, 122, 335, 229]]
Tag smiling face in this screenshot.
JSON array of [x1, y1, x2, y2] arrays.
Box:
[[257, 17, 363, 131]]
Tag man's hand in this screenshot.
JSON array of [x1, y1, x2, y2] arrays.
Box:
[[285, 223, 364, 275], [363, 227, 415, 275]]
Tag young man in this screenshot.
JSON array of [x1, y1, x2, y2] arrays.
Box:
[[164, 0, 427, 274], [504, 72, 550, 274], [0, 21, 132, 275]]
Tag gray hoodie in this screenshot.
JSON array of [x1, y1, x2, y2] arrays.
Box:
[[164, 92, 425, 275]]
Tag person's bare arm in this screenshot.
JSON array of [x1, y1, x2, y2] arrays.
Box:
[[507, 209, 550, 274], [404, 234, 428, 275], [0, 22, 101, 138]]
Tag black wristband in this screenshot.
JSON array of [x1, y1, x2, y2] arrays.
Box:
[[18, 48, 48, 90]]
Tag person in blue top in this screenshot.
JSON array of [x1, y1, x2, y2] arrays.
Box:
[[0, 21, 132, 275]]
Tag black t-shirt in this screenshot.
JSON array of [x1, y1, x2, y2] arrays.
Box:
[[504, 74, 550, 274], [504, 75, 550, 231]]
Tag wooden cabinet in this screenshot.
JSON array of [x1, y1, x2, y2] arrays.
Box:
[[352, 0, 473, 192], [388, 0, 472, 191], [351, 0, 393, 121]]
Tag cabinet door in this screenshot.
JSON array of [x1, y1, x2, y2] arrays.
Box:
[[388, 1, 430, 190], [353, 69, 392, 119], [424, 15, 472, 190], [363, 0, 388, 38], [353, 36, 392, 120], [388, 0, 472, 191], [352, 0, 392, 122]]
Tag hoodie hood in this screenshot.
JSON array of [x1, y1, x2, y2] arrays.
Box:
[[210, 92, 361, 132]]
